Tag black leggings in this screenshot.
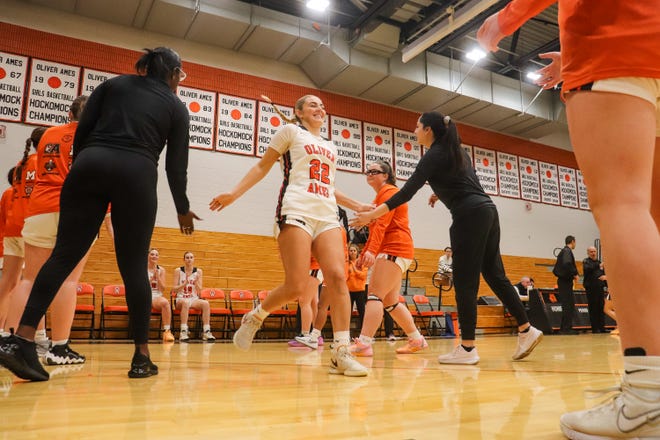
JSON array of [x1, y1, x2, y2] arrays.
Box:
[[450, 205, 528, 340], [21, 147, 158, 344]]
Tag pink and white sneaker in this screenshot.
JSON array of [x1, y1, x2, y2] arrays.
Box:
[[349, 338, 374, 357]]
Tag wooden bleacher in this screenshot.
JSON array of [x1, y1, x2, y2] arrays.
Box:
[[73, 226, 574, 339]]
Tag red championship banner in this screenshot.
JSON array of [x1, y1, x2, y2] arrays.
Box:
[[257, 101, 292, 157], [0, 51, 28, 122], [394, 129, 421, 181], [177, 86, 216, 150], [576, 170, 590, 210], [363, 122, 393, 167], [519, 156, 541, 202], [473, 146, 498, 195], [216, 94, 256, 156], [25, 59, 80, 125], [81, 68, 117, 95], [331, 116, 363, 173], [558, 165, 579, 208], [461, 144, 473, 166], [497, 152, 521, 199], [539, 161, 560, 205]]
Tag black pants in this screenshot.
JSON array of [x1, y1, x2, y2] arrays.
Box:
[[349, 290, 366, 334], [557, 278, 576, 332], [384, 311, 394, 336], [585, 286, 605, 332], [22, 147, 158, 345], [450, 205, 528, 340]]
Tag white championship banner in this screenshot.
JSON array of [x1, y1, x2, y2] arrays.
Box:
[[256, 101, 293, 157], [216, 94, 256, 156], [0, 51, 29, 122], [473, 146, 498, 195], [497, 152, 521, 199], [363, 122, 393, 167], [539, 161, 560, 205], [81, 68, 117, 96], [558, 166, 579, 208], [331, 116, 363, 173], [576, 170, 590, 210], [25, 59, 80, 125], [394, 129, 421, 181], [177, 86, 216, 150], [519, 156, 541, 202]]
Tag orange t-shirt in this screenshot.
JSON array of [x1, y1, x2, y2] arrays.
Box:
[[4, 154, 37, 237], [364, 184, 414, 259], [0, 187, 12, 251], [27, 121, 77, 217], [498, 0, 660, 92], [346, 260, 368, 292]]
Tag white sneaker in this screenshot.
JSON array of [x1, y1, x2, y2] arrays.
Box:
[[179, 329, 189, 342], [560, 369, 660, 439], [330, 344, 368, 377], [202, 330, 216, 342], [294, 334, 319, 349], [438, 345, 480, 365], [233, 311, 262, 351], [512, 326, 543, 360]]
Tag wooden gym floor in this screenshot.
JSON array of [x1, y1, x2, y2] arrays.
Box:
[[0, 333, 623, 439]]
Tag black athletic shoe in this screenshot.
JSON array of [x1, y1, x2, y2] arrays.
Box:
[[128, 353, 158, 379], [0, 335, 50, 382]]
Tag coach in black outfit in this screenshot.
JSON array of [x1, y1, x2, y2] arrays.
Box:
[[553, 236, 579, 334], [352, 111, 543, 364], [0, 47, 199, 381], [582, 246, 608, 333]]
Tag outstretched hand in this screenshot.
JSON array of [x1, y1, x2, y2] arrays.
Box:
[[534, 52, 562, 90], [178, 210, 201, 235], [476, 12, 505, 52], [209, 193, 235, 212]]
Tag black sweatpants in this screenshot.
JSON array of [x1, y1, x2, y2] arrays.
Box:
[[557, 278, 576, 332], [585, 286, 606, 332], [22, 146, 158, 344], [450, 205, 528, 340]]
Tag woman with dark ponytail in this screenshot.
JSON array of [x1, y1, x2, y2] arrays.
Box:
[[0, 47, 198, 381], [352, 111, 543, 365]]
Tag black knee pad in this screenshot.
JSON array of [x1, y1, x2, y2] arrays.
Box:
[[367, 294, 382, 303], [384, 302, 399, 313]]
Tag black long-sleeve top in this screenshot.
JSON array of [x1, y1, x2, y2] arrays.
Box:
[[72, 75, 190, 214], [555, 246, 579, 280], [384, 141, 493, 218], [582, 257, 604, 289]]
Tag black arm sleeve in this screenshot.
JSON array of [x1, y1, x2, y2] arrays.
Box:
[[72, 81, 107, 161], [165, 104, 191, 215], [384, 153, 433, 210]]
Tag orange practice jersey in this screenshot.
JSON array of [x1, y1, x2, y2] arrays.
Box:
[[364, 184, 414, 259], [0, 187, 12, 251], [498, 0, 660, 93], [27, 122, 77, 217], [5, 154, 37, 237]]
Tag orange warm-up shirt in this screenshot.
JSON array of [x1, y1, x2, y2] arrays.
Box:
[[0, 187, 12, 252], [4, 154, 37, 237], [363, 184, 414, 259], [498, 0, 660, 93], [27, 121, 77, 218], [346, 260, 368, 292]]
